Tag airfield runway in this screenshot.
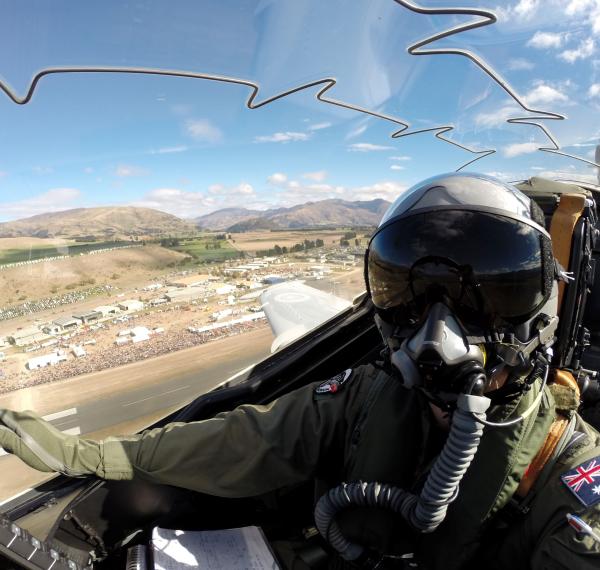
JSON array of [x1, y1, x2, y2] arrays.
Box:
[[0, 328, 273, 502]]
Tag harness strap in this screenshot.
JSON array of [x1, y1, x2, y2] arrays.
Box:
[[516, 369, 581, 498]]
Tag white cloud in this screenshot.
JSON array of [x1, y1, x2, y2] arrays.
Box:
[[483, 171, 514, 181], [32, 166, 54, 175], [563, 0, 600, 31], [527, 31, 565, 49], [346, 124, 368, 139], [133, 188, 210, 218], [390, 165, 405, 171], [83, 167, 94, 174], [496, 0, 540, 21], [568, 141, 597, 147], [267, 173, 288, 185], [474, 105, 519, 127], [185, 119, 223, 143], [499, 1, 600, 36], [237, 183, 256, 195], [307, 122, 332, 131], [531, 166, 545, 170], [264, 171, 407, 205], [208, 183, 255, 196], [153, 145, 189, 154], [461, 84, 492, 110], [523, 83, 569, 106], [589, 83, 600, 97], [348, 143, 394, 152], [514, 0, 541, 17], [254, 131, 310, 143], [508, 58, 535, 71], [348, 181, 408, 202], [115, 165, 148, 177], [559, 38, 595, 63], [538, 169, 598, 184], [0, 171, 6, 178], [302, 171, 328, 182], [389, 155, 412, 161], [2, 188, 81, 220], [134, 184, 256, 218], [503, 142, 540, 157]]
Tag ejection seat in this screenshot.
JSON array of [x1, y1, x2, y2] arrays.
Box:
[[516, 177, 600, 425]]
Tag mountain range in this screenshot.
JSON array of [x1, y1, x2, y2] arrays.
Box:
[[195, 199, 390, 230], [0, 199, 390, 238], [0, 207, 197, 239]]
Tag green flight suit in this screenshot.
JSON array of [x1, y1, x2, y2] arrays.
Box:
[[1, 363, 599, 569]]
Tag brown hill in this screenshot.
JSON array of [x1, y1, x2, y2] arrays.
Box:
[[196, 199, 390, 231], [0, 207, 197, 239]]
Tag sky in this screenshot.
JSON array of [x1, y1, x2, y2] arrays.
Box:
[[0, 0, 599, 222]]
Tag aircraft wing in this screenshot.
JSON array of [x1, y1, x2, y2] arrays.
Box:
[[260, 281, 352, 352]]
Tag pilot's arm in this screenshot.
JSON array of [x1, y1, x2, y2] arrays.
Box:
[[0, 367, 372, 497]]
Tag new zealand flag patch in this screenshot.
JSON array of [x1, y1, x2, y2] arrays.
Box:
[[315, 369, 352, 395], [561, 456, 600, 507]]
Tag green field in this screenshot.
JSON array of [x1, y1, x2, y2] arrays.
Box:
[[0, 241, 137, 265], [165, 237, 243, 262]]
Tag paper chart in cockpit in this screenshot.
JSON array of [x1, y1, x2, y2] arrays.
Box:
[[151, 525, 280, 570]]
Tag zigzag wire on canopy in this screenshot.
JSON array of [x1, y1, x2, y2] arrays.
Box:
[[0, 1, 597, 173], [395, 0, 600, 171], [0, 66, 492, 171]]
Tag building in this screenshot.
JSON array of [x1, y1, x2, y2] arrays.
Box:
[[164, 289, 207, 303], [215, 284, 236, 296], [71, 345, 86, 358], [115, 326, 151, 344], [8, 326, 52, 347], [53, 315, 81, 331], [42, 324, 62, 335], [95, 305, 120, 318], [72, 310, 101, 324], [118, 299, 144, 312], [27, 351, 67, 370], [131, 326, 150, 343]]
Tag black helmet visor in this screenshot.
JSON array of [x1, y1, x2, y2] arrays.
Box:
[[368, 210, 551, 327]]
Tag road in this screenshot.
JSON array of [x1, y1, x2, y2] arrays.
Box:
[[0, 328, 273, 501]]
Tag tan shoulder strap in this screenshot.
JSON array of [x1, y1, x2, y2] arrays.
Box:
[[516, 369, 581, 498], [549, 193, 587, 312]]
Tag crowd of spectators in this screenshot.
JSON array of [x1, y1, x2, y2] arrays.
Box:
[[0, 319, 267, 394], [0, 285, 114, 322]]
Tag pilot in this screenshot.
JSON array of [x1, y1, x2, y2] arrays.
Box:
[[1, 173, 600, 569]]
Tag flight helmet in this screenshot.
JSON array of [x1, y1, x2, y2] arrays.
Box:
[[365, 173, 558, 394]]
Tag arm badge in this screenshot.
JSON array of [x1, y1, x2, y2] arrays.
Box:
[[315, 369, 352, 395], [561, 456, 600, 507]]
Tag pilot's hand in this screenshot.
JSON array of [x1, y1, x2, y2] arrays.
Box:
[[0, 409, 101, 477]]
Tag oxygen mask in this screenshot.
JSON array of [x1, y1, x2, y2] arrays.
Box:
[[389, 302, 488, 401]]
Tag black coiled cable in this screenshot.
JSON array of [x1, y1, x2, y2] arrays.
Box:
[[314, 385, 490, 562]]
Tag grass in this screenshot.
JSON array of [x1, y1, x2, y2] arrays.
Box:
[[167, 238, 242, 262], [0, 241, 138, 265]]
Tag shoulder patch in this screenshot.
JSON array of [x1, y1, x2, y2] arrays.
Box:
[[560, 456, 600, 507], [315, 369, 353, 395]]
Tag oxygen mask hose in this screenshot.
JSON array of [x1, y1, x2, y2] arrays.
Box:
[[314, 377, 491, 564]]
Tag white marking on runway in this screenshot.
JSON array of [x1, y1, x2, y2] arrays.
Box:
[[122, 385, 191, 407], [0, 486, 33, 507], [0, 422, 81, 457], [43, 408, 77, 422]]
